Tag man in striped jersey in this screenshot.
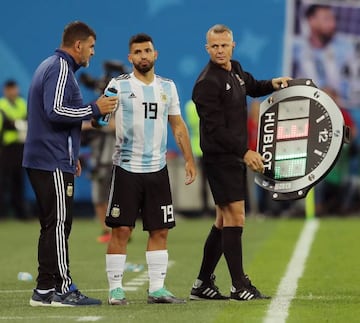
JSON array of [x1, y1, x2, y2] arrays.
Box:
[[104, 33, 196, 305], [23, 21, 118, 307]]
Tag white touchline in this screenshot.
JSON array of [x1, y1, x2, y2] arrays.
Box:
[[263, 219, 319, 323], [76, 317, 102, 322]]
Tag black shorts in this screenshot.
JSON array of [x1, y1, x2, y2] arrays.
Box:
[[204, 159, 247, 205], [105, 165, 175, 231]]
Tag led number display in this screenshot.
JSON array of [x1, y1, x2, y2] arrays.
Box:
[[278, 99, 310, 120], [255, 79, 350, 200], [277, 119, 309, 140], [274, 158, 307, 179], [275, 139, 308, 160]]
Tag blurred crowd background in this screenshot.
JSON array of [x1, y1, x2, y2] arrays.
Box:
[[1, 0, 359, 220]]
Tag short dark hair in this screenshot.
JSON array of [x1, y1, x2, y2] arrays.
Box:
[[305, 4, 332, 18], [128, 33, 153, 50], [61, 21, 96, 47], [4, 79, 17, 88]]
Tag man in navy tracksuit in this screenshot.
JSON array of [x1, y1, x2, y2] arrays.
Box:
[[23, 21, 118, 307]]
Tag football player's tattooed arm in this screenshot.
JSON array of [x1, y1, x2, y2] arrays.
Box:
[[168, 115, 196, 185]]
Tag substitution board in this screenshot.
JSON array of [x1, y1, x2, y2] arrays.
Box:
[[255, 79, 350, 200]]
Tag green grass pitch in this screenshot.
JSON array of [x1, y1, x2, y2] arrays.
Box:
[[0, 215, 359, 322]]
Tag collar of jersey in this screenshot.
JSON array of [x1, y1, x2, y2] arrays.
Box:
[[130, 72, 156, 86]]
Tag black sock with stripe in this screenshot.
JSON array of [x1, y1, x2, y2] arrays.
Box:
[[222, 226, 245, 290], [197, 225, 223, 284]]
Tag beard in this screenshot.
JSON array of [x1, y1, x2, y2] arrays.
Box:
[[133, 60, 154, 74], [79, 53, 90, 68], [80, 59, 89, 68], [81, 61, 89, 68], [319, 32, 335, 46]]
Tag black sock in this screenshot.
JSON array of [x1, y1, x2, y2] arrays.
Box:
[[222, 226, 244, 290], [197, 225, 223, 284]]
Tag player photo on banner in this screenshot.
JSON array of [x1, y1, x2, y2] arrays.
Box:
[[284, 0, 360, 109]]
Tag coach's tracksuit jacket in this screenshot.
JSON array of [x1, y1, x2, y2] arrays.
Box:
[[23, 49, 101, 174]]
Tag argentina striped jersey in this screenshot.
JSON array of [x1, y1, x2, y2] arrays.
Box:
[[108, 72, 181, 173]]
